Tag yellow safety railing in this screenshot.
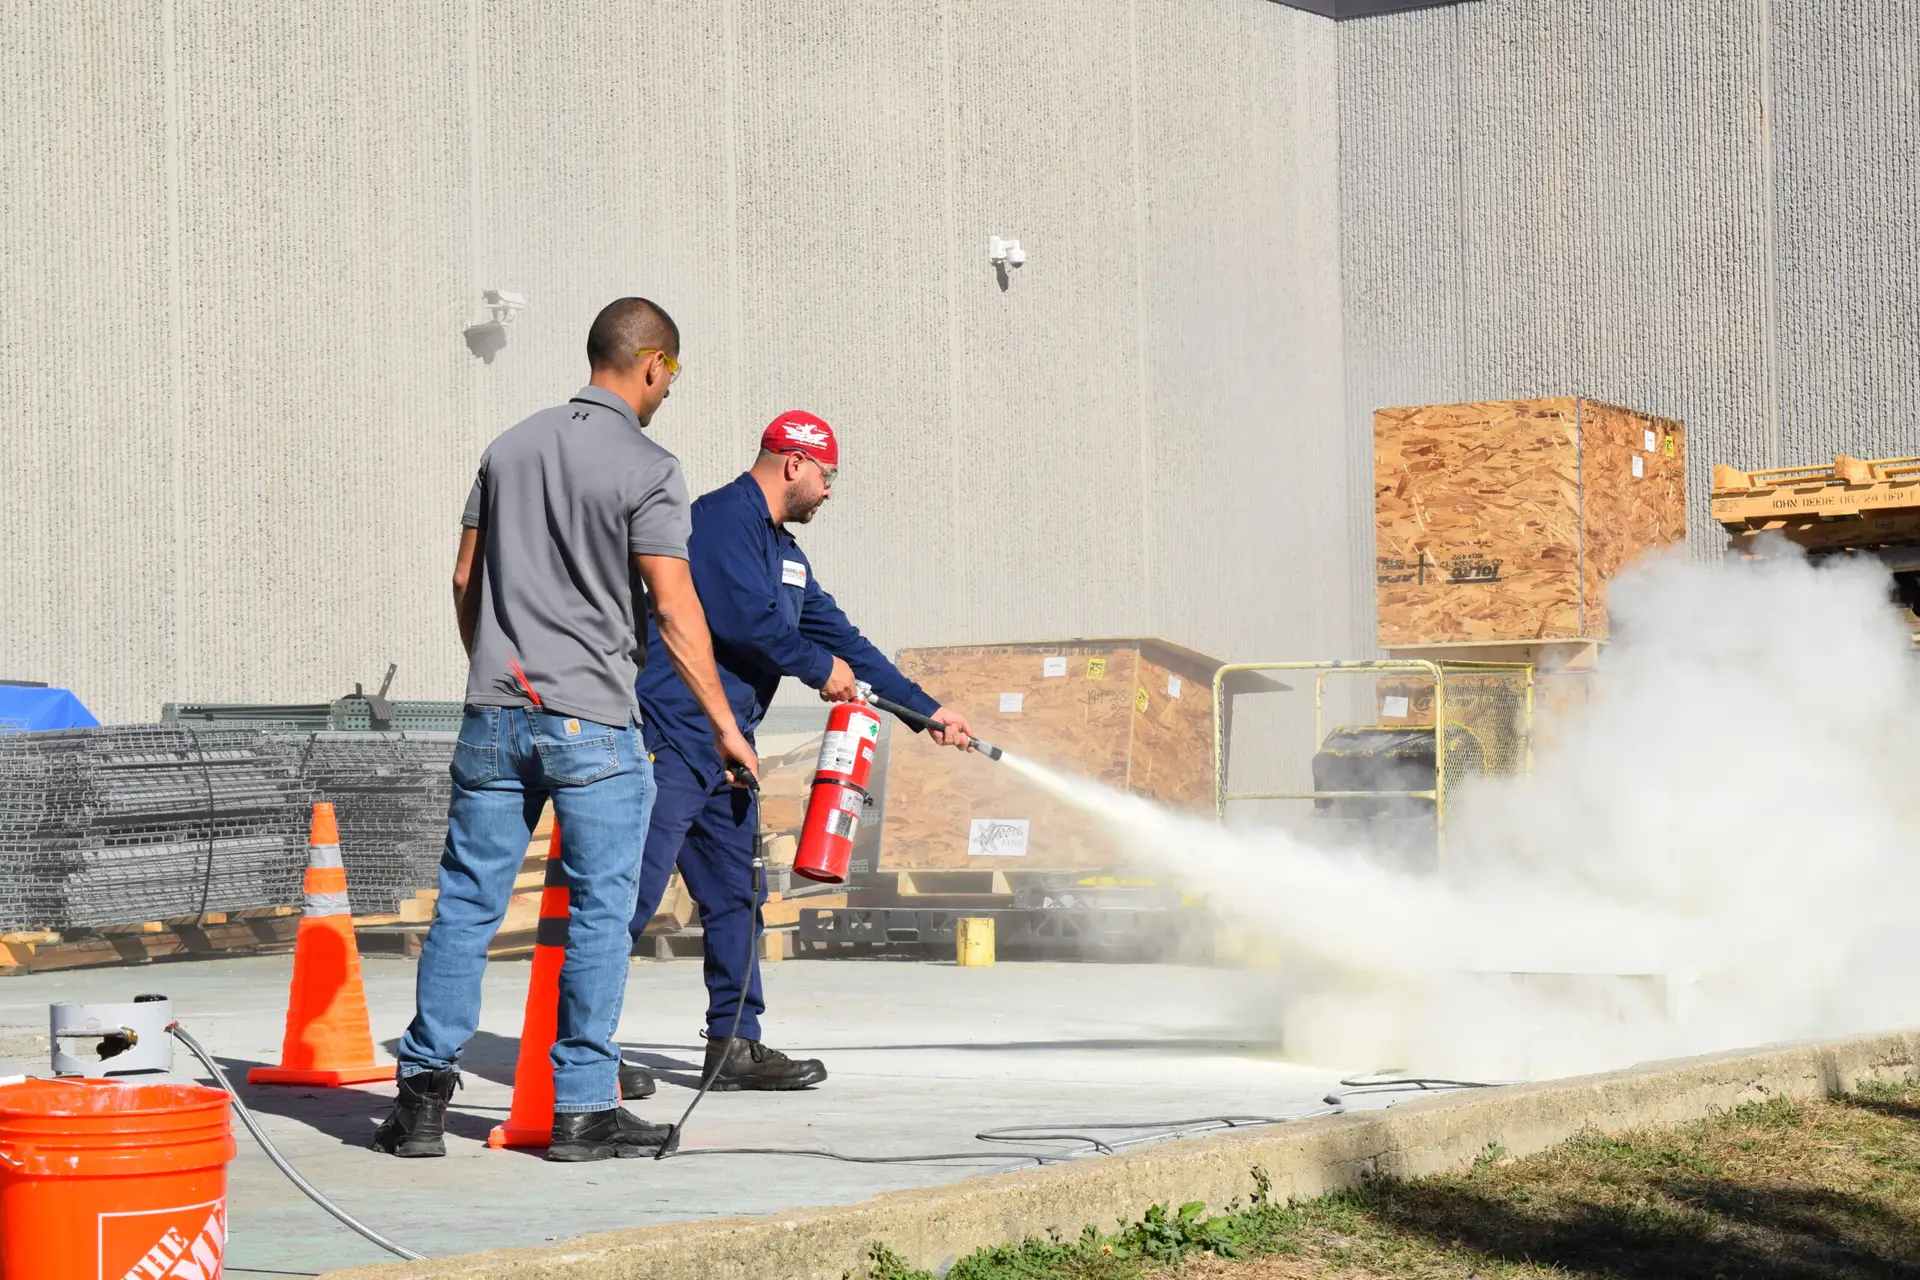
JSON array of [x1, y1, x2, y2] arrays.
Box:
[[1211, 659, 1533, 863]]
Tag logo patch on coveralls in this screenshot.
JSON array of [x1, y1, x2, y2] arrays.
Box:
[[564, 719, 581, 736], [782, 560, 807, 587]]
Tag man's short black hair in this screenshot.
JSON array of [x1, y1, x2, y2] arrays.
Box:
[[587, 297, 680, 371]]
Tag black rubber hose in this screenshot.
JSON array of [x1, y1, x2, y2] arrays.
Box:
[[654, 855, 764, 1159], [866, 694, 1003, 761]]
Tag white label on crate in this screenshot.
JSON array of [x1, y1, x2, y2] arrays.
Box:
[[818, 730, 858, 775], [967, 818, 1030, 857], [1382, 695, 1410, 718], [999, 692, 1024, 713], [1632, 455, 1644, 478], [1644, 429, 1657, 453], [827, 808, 859, 841], [1042, 656, 1067, 678], [781, 559, 807, 587], [1166, 676, 1183, 699]]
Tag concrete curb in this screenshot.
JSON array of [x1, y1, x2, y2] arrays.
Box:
[[322, 1029, 1920, 1280]]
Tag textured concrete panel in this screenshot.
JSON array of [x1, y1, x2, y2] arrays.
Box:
[[471, 0, 736, 472], [727, 0, 954, 652], [169, 0, 473, 706], [1138, 0, 1352, 666], [940, 0, 1146, 645], [1341, 0, 1778, 554], [9, 0, 1343, 723], [0, 3, 177, 715], [1768, 1, 1920, 465]]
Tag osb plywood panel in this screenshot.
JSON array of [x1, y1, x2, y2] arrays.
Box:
[[1375, 398, 1585, 645], [1576, 401, 1688, 634], [883, 643, 1138, 870], [1128, 652, 1220, 811], [1376, 397, 1687, 646]]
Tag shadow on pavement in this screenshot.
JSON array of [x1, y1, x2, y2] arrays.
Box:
[[212, 1051, 500, 1147], [618, 1041, 705, 1090]]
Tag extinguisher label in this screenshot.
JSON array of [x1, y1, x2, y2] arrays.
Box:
[[100, 1199, 225, 1280], [818, 730, 858, 775], [827, 808, 860, 841]]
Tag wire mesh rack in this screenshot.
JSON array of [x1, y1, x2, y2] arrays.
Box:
[[0, 725, 457, 930], [270, 731, 455, 915], [0, 727, 313, 931]]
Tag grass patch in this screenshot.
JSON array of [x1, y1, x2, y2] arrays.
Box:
[[848, 1080, 1920, 1279]]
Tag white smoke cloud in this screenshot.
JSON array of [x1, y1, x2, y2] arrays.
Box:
[[1002, 546, 1920, 1081]]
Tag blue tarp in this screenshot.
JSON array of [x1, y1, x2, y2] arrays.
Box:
[[0, 686, 100, 732]]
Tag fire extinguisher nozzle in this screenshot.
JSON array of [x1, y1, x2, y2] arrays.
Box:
[[971, 739, 1003, 761]]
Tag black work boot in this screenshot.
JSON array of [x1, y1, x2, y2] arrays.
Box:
[[618, 1059, 656, 1100], [372, 1068, 459, 1158], [547, 1107, 678, 1161], [702, 1036, 828, 1091]]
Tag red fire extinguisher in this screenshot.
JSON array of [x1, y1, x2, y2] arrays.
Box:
[[792, 694, 885, 884]]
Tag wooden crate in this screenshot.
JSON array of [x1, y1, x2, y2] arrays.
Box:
[[1375, 398, 1687, 647], [879, 639, 1228, 870]]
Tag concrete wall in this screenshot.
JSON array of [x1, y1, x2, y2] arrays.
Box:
[[10, 0, 1913, 726], [1339, 0, 1920, 574], [2, 0, 1350, 724]]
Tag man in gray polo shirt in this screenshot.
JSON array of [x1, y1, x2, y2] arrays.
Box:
[[376, 297, 757, 1163]]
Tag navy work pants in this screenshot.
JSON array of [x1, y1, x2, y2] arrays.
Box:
[[628, 745, 765, 1041]]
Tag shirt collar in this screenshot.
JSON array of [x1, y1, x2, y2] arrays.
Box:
[[728, 472, 786, 534], [569, 385, 642, 432]]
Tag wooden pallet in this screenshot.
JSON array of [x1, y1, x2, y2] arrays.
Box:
[[1712, 456, 1920, 529], [635, 924, 799, 963], [0, 908, 300, 977], [355, 832, 840, 960], [849, 867, 1152, 909]]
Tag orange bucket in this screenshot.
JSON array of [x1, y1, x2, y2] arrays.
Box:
[[0, 1077, 234, 1280]]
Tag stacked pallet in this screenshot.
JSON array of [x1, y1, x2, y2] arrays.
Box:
[[794, 867, 1209, 962], [359, 813, 840, 963], [1711, 456, 1920, 552]]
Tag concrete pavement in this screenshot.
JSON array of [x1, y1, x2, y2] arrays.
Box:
[[0, 953, 1372, 1277]]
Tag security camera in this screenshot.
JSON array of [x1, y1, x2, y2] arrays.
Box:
[[1004, 239, 1026, 268]]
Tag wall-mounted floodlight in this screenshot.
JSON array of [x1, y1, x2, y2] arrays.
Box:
[[988, 236, 1027, 291], [483, 290, 527, 324], [465, 289, 526, 364]]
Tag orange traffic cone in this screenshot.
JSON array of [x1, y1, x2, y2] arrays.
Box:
[[249, 803, 392, 1087], [488, 824, 568, 1148]]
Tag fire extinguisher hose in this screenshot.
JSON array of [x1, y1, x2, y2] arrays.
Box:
[[867, 694, 1004, 760]]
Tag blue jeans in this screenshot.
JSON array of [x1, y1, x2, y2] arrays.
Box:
[[397, 707, 655, 1112], [627, 746, 765, 1041]]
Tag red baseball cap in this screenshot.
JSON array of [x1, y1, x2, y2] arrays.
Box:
[[761, 410, 839, 468]]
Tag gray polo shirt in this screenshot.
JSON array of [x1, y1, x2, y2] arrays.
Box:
[[461, 385, 691, 727]]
